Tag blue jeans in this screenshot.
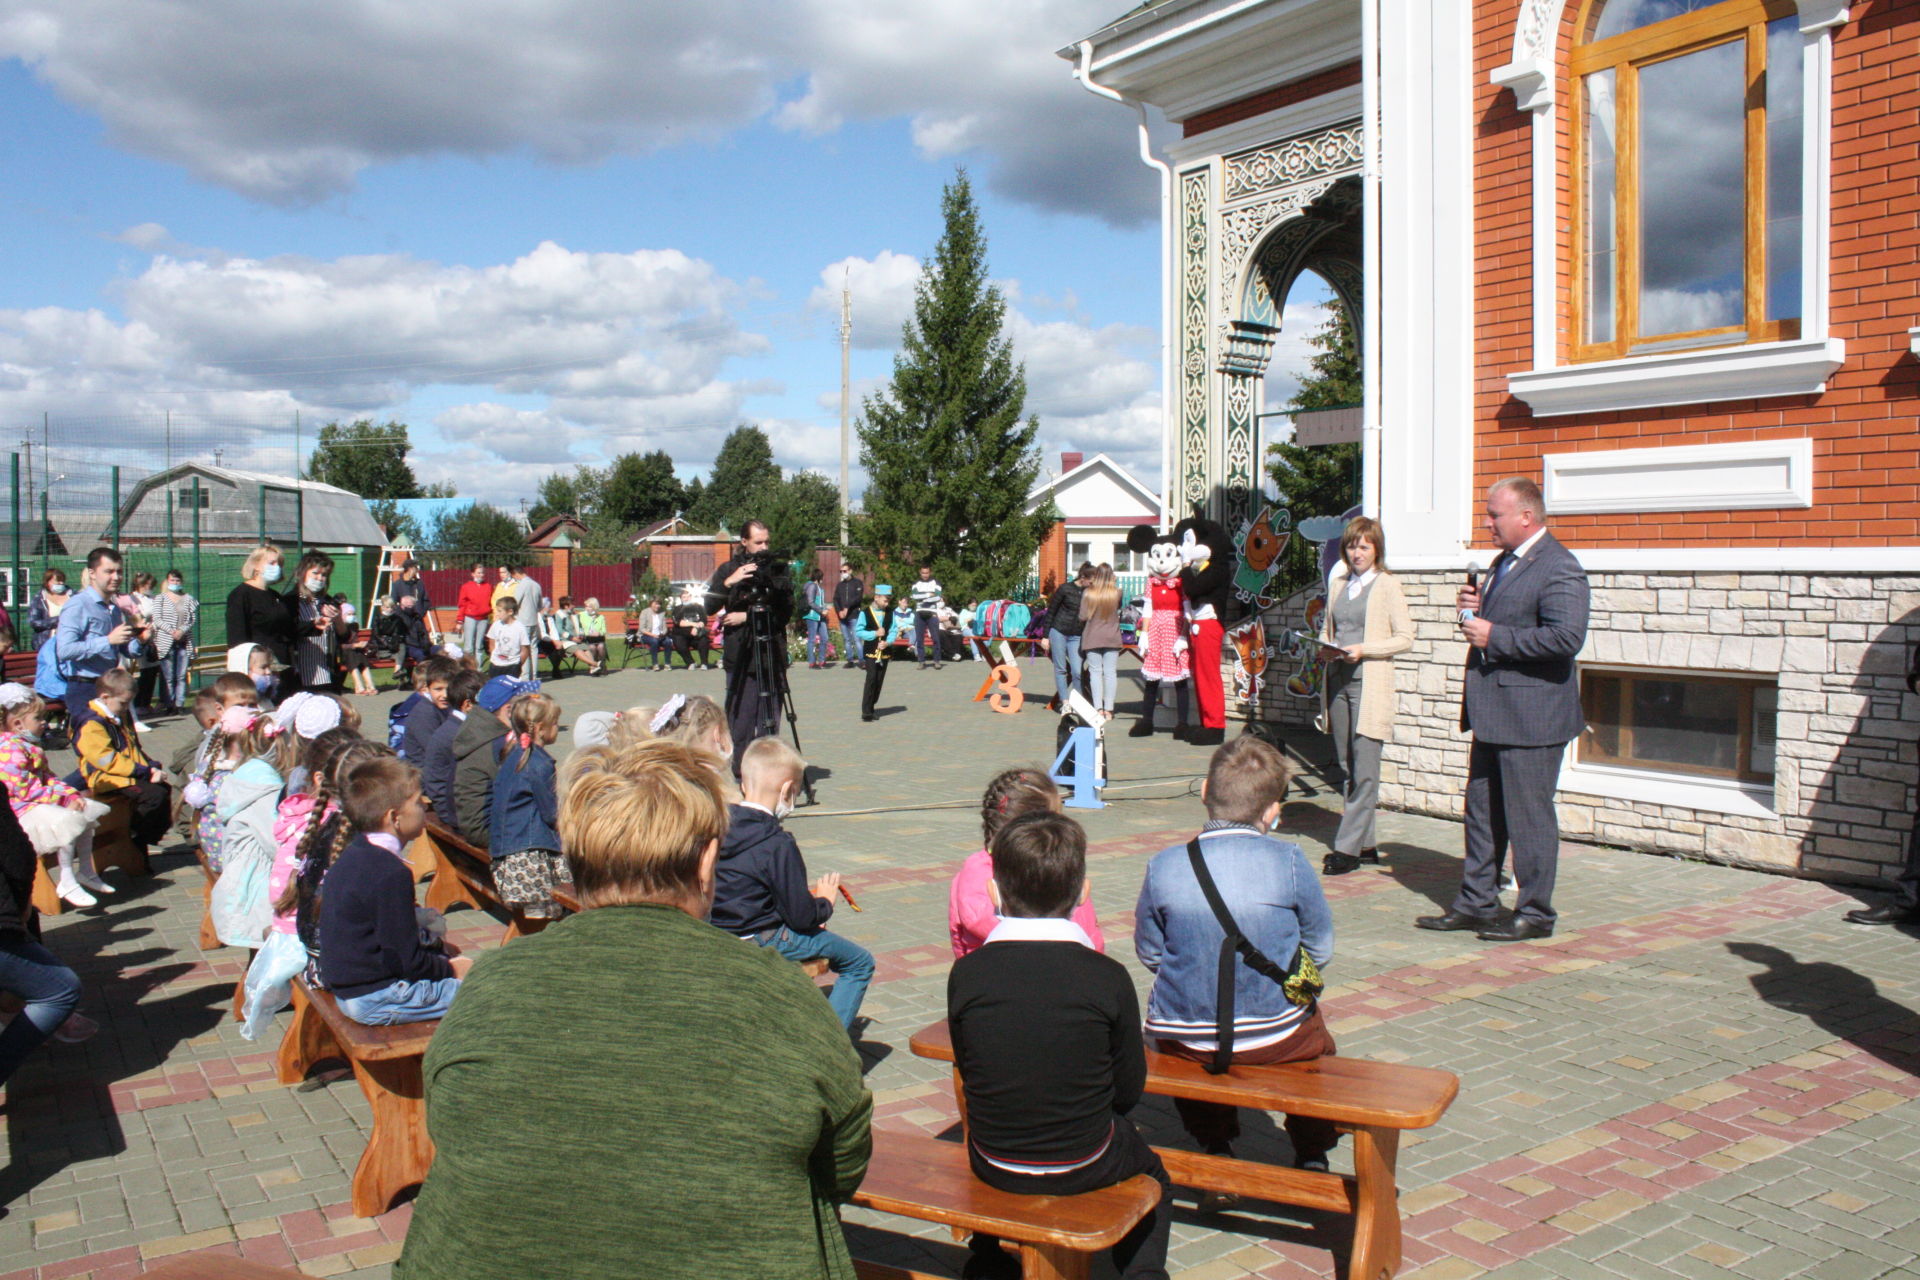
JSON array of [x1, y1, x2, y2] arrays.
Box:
[[160, 646, 192, 709], [460, 617, 489, 660], [336, 975, 462, 1026], [805, 618, 830, 665], [1084, 648, 1118, 712], [840, 620, 862, 665], [0, 939, 82, 1084], [759, 927, 874, 1032], [640, 634, 672, 666], [1048, 630, 1083, 703]]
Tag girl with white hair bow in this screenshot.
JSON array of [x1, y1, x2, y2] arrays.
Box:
[[0, 683, 110, 907]]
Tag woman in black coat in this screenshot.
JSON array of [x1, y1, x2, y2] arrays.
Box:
[[224, 545, 298, 692]]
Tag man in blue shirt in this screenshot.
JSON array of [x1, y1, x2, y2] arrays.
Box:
[[55, 546, 135, 732]]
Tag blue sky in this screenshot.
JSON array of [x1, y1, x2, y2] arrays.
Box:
[[0, 0, 1329, 509]]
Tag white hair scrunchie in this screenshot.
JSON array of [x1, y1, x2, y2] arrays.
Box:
[[648, 694, 687, 736], [0, 682, 34, 710]]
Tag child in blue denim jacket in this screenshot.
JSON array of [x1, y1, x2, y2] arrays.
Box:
[[1134, 735, 1337, 1193], [488, 693, 570, 920]]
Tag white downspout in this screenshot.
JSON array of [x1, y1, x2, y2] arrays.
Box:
[[1075, 40, 1176, 526], [1360, 0, 1384, 519]]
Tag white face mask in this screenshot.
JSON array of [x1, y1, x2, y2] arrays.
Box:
[[305, 575, 326, 593], [261, 564, 282, 584], [774, 798, 795, 822]]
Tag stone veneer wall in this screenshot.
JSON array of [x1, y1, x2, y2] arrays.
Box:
[[1252, 570, 1918, 885]]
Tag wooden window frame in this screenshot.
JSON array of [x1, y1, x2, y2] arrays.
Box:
[[1579, 667, 1776, 784], [1569, 0, 1801, 364]]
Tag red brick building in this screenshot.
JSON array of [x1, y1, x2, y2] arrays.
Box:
[[1067, 0, 1920, 884]]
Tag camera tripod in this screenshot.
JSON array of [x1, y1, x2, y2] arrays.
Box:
[[731, 597, 817, 805]]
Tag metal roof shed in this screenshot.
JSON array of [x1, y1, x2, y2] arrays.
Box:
[[108, 464, 389, 548]]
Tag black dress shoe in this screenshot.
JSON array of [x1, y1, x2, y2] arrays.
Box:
[[1323, 853, 1362, 876], [1844, 902, 1920, 926], [1358, 847, 1380, 865], [1414, 910, 1495, 932], [1128, 719, 1154, 737], [1477, 917, 1554, 942]]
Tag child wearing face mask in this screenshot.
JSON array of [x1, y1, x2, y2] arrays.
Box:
[[709, 738, 872, 1035], [225, 643, 278, 713], [0, 685, 111, 907]]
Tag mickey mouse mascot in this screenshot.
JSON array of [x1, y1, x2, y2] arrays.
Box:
[[1125, 524, 1191, 738], [1175, 513, 1236, 747]]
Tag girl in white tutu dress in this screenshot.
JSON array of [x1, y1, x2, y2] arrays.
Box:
[[0, 684, 110, 907]]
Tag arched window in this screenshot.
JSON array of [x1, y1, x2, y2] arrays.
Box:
[[1572, 0, 1802, 361]]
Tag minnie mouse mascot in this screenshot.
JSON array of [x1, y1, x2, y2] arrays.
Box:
[[1174, 514, 1236, 747], [1124, 525, 1190, 738]]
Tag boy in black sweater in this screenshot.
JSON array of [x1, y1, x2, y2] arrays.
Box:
[[710, 738, 873, 1034], [947, 812, 1170, 1280], [319, 756, 471, 1025]]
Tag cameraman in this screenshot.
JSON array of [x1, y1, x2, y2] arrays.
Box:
[[705, 520, 794, 772]]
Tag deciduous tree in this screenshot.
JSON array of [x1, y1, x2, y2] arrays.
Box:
[[306, 419, 422, 499]]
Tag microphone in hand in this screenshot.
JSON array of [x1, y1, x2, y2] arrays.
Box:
[[1458, 561, 1483, 623]]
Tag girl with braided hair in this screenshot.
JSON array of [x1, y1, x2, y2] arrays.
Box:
[[947, 767, 1104, 958], [291, 738, 391, 983], [207, 706, 288, 949], [238, 727, 360, 1039]]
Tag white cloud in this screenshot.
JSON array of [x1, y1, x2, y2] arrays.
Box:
[[809, 252, 922, 351], [0, 0, 1152, 222]]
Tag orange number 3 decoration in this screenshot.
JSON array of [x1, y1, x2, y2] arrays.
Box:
[[988, 663, 1025, 714]]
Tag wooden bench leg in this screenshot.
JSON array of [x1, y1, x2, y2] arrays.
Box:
[[198, 874, 221, 951], [423, 848, 479, 914], [1016, 1243, 1091, 1280], [276, 984, 345, 1085], [347, 1054, 435, 1217], [1347, 1125, 1401, 1280], [30, 856, 62, 917]]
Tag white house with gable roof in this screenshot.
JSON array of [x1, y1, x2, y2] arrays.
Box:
[[1025, 452, 1163, 587]]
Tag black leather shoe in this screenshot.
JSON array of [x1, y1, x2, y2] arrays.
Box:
[[1358, 847, 1380, 865], [1188, 727, 1225, 746], [1844, 902, 1920, 926], [1414, 911, 1495, 932], [1477, 917, 1554, 942], [1323, 853, 1362, 876], [1128, 719, 1154, 737]]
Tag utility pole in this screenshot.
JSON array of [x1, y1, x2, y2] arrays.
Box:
[[838, 271, 852, 546]]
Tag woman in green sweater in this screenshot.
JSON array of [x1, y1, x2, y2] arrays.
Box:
[[396, 740, 873, 1280]]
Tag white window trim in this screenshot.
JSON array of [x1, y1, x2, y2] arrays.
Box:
[[1543, 438, 1814, 514], [1493, 1, 1850, 413], [1559, 755, 1779, 820], [1511, 338, 1845, 417]]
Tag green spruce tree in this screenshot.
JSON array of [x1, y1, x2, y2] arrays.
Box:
[[854, 169, 1052, 601]]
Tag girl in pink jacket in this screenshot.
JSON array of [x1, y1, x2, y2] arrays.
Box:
[[948, 767, 1104, 958]]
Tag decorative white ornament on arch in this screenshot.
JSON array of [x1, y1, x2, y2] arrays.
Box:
[[1491, 0, 1851, 114]]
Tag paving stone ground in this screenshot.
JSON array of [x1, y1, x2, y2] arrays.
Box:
[[4, 653, 1919, 1279]]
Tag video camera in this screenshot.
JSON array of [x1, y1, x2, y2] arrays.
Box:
[[730, 549, 791, 606]]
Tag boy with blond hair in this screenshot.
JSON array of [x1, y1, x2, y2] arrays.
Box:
[[1135, 735, 1337, 1190], [709, 737, 872, 1034]]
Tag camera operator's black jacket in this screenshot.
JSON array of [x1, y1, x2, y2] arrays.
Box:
[[704, 553, 795, 668]]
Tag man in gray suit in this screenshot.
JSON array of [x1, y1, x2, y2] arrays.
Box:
[[511, 564, 543, 681], [1417, 476, 1589, 942]]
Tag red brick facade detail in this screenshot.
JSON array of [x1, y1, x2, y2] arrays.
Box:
[[1472, 0, 1920, 549], [1183, 60, 1364, 137]]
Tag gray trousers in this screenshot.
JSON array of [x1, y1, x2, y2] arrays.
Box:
[[1454, 737, 1566, 926], [1327, 680, 1382, 856]]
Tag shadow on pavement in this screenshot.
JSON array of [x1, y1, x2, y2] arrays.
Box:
[[1726, 940, 1920, 1077]]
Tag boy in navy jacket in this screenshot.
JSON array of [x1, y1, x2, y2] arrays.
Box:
[[710, 738, 872, 1033], [319, 757, 469, 1025]]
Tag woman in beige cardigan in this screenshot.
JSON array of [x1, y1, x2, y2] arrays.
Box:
[[1318, 516, 1415, 876]]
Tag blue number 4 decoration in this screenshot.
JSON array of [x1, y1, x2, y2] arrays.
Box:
[[1050, 726, 1106, 810]]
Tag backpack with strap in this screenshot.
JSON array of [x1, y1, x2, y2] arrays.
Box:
[[1183, 836, 1323, 1074]]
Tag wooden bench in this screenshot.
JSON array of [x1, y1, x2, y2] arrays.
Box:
[[851, 1129, 1160, 1280], [195, 851, 221, 949], [86, 789, 147, 876], [912, 1019, 1457, 1280], [410, 819, 550, 943], [276, 978, 437, 1218]]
